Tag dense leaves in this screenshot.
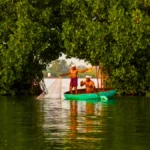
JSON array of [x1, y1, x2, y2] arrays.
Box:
[[1, 0, 150, 95], [61, 0, 150, 95], [0, 0, 63, 95]]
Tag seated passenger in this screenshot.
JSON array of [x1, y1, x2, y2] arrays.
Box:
[[80, 75, 95, 93]]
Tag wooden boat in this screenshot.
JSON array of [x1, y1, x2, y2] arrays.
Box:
[[64, 88, 117, 101]]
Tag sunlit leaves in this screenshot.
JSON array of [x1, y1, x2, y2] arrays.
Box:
[[61, 0, 150, 94], [0, 0, 62, 95]]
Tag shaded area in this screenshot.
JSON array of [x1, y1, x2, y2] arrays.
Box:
[[0, 96, 150, 149]]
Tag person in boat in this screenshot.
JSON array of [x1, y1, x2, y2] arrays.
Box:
[[80, 75, 95, 93], [59, 65, 88, 94]]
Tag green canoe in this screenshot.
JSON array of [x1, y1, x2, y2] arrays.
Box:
[[64, 88, 117, 101]]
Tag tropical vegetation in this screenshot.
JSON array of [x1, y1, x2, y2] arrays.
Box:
[[0, 0, 62, 95], [44, 59, 96, 78], [61, 0, 150, 95], [0, 0, 150, 95]]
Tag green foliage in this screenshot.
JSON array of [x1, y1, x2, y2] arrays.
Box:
[[61, 0, 150, 95], [44, 59, 95, 78], [0, 0, 62, 95], [45, 59, 70, 77], [1, 0, 150, 95]]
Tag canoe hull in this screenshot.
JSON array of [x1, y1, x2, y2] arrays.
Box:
[[64, 89, 117, 100]]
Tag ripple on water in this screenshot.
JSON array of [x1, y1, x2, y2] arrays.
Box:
[[1, 96, 150, 150]]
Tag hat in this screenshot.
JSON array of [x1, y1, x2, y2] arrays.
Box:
[[71, 64, 76, 67], [86, 75, 91, 79]]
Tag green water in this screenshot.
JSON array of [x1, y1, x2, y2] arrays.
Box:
[[0, 96, 150, 150]]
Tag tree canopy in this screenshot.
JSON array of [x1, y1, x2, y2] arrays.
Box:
[[1, 0, 150, 95], [0, 0, 63, 95], [61, 0, 150, 95]]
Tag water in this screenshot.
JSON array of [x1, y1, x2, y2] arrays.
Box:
[[0, 79, 150, 150]]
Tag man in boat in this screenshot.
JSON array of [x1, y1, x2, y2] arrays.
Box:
[[80, 75, 95, 93], [59, 65, 88, 94]]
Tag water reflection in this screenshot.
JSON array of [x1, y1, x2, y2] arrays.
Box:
[[1, 96, 150, 150], [85, 102, 96, 143], [0, 96, 45, 150], [70, 101, 78, 142], [40, 98, 113, 149], [62, 99, 115, 148]]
